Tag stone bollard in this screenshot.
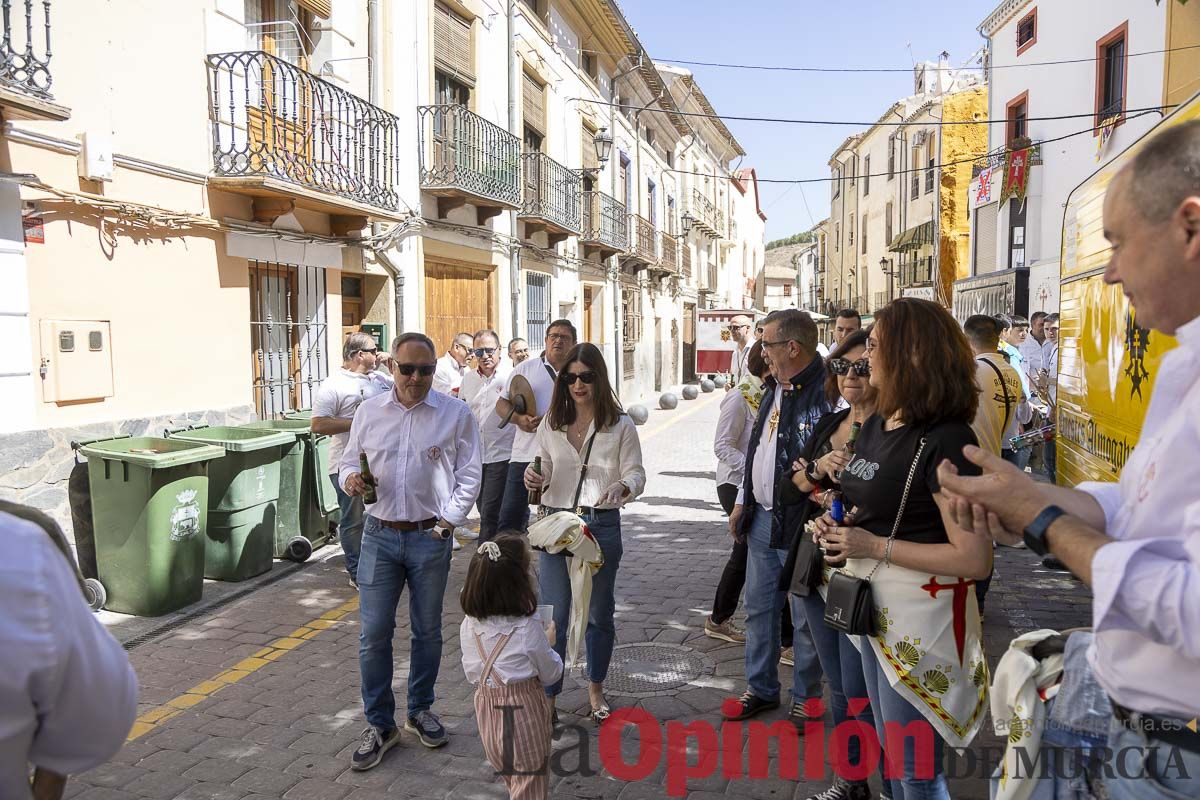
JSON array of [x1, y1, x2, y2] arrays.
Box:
[[681, 385, 699, 400], [628, 404, 649, 425], [712, 374, 728, 388], [659, 393, 679, 410], [700, 379, 715, 393]]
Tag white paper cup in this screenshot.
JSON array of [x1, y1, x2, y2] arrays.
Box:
[[537, 605, 554, 625]]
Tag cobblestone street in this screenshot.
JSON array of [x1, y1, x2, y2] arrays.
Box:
[[79, 391, 1094, 800]]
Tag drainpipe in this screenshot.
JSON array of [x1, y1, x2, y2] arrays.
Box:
[[609, 54, 642, 397], [367, 0, 405, 334], [508, 0, 521, 340]]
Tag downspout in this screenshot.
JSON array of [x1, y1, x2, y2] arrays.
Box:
[[508, 0, 521, 340], [368, 0, 404, 333], [610, 53, 643, 397]]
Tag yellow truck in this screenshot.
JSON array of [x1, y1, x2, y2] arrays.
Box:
[[1055, 94, 1198, 486]]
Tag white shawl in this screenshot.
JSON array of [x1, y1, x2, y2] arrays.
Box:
[[527, 512, 604, 666], [989, 629, 1065, 800]]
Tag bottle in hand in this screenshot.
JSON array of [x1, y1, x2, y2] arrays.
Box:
[[528, 456, 543, 506], [359, 451, 378, 505], [825, 491, 846, 566], [835, 421, 861, 481]]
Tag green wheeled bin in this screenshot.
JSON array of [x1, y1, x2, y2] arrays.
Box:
[[77, 436, 225, 616], [238, 419, 335, 562], [285, 410, 342, 535], [168, 426, 293, 581]]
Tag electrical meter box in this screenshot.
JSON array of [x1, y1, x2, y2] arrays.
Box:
[[360, 323, 387, 350], [40, 320, 114, 402]]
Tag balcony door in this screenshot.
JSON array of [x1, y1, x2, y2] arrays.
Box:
[[246, 0, 316, 179]]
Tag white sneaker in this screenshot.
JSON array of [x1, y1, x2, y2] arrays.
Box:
[[452, 537, 462, 551], [455, 526, 479, 541]]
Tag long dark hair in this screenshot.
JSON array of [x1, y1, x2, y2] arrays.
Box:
[[459, 533, 537, 620], [872, 298, 978, 426], [546, 342, 623, 430]]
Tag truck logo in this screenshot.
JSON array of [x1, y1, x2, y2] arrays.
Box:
[[170, 489, 201, 541], [1124, 311, 1151, 401]]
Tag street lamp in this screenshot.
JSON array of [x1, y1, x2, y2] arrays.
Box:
[[881, 256, 894, 302], [680, 211, 695, 238], [593, 127, 613, 167]]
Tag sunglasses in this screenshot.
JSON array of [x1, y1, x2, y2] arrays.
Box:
[[472, 347, 497, 357], [561, 371, 597, 385], [828, 357, 871, 377], [395, 363, 436, 377], [357, 347, 379, 355]]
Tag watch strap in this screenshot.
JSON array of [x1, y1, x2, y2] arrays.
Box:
[[1023, 505, 1066, 556]]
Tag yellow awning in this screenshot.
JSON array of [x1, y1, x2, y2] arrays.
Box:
[[888, 220, 935, 253]]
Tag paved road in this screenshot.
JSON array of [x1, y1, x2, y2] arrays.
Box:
[[77, 390, 1093, 800]]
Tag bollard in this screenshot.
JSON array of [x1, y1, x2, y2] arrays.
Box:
[[628, 405, 650, 425], [659, 393, 679, 410], [681, 385, 699, 401], [700, 379, 715, 393]]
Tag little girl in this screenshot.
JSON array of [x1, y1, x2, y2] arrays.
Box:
[[460, 533, 563, 800]]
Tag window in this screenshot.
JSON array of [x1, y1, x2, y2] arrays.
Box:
[[863, 155, 870, 195], [619, 152, 631, 207], [435, 71, 471, 106], [522, 71, 546, 148], [434, 2, 475, 90], [783, 283, 792, 297], [581, 51, 597, 81], [848, 155, 856, 186], [885, 201, 894, 245], [1006, 92, 1029, 143], [249, 261, 328, 418], [888, 134, 896, 179], [647, 179, 657, 227], [834, 223, 840, 250], [581, 123, 598, 172], [911, 145, 921, 200], [832, 165, 842, 198], [974, 202, 999, 275], [1096, 22, 1128, 128], [861, 213, 868, 255], [643, 126, 655, 148], [525, 272, 552, 344], [925, 151, 935, 194], [621, 285, 641, 378], [848, 216, 855, 247], [246, 1, 315, 66], [667, 196, 676, 235], [1017, 8, 1037, 55]]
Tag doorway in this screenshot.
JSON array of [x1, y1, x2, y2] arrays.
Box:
[[654, 318, 663, 392], [683, 303, 696, 381]]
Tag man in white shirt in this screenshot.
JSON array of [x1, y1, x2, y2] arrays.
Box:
[[459, 329, 513, 541], [339, 332, 482, 769], [1038, 313, 1060, 483], [1019, 310, 1048, 382], [495, 319, 577, 532], [432, 332, 473, 397], [507, 337, 530, 367], [728, 315, 754, 386], [965, 315, 1032, 459], [939, 128, 1200, 798], [1, 507, 138, 799], [312, 332, 394, 587]]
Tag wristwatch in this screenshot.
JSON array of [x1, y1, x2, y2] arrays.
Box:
[[804, 459, 823, 485], [1023, 505, 1066, 556], [432, 524, 454, 541]]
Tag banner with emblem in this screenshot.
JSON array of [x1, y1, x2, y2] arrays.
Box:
[[1096, 114, 1120, 162], [975, 167, 993, 205], [999, 147, 1031, 210]]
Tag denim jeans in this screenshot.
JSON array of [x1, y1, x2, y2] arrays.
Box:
[[497, 461, 531, 532], [744, 504, 822, 703], [538, 509, 622, 696], [1044, 439, 1058, 484], [477, 460, 509, 541], [357, 515, 452, 729], [712, 485, 794, 646], [1102, 720, 1200, 799], [860, 640, 948, 800], [330, 474, 363, 580]]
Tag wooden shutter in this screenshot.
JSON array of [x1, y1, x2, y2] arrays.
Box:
[[296, 0, 331, 19], [523, 72, 546, 135], [434, 2, 474, 83], [581, 123, 598, 171], [974, 202, 999, 274]]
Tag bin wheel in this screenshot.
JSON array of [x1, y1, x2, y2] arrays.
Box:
[[286, 536, 313, 563], [83, 578, 106, 612]]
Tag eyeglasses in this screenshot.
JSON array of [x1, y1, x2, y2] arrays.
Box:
[[728, 324, 749, 331], [828, 357, 871, 377], [546, 333, 574, 343], [865, 338, 879, 354], [561, 371, 597, 385], [472, 347, 497, 358], [760, 339, 791, 350], [394, 363, 437, 377]]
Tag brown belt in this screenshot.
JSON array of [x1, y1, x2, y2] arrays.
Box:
[[379, 517, 438, 532]]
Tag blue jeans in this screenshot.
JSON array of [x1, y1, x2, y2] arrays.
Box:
[[357, 515, 452, 729], [802, 592, 899, 798], [330, 475, 363, 580], [1045, 439, 1058, 484], [860, 641, 948, 800], [744, 504, 822, 703], [1103, 721, 1200, 799], [539, 509, 622, 696], [497, 461, 531, 532], [477, 460, 509, 541]]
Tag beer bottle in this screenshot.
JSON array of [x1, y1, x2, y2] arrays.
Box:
[[359, 452, 378, 505], [528, 456, 543, 506], [835, 421, 861, 481]]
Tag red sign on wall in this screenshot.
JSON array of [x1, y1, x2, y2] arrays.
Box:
[[22, 215, 44, 244]]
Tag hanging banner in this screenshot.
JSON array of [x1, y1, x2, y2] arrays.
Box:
[[975, 167, 993, 205], [999, 147, 1031, 209], [1096, 115, 1120, 162]]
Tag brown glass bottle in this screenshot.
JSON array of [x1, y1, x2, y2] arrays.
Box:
[[835, 421, 862, 481], [359, 452, 378, 505], [528, 456, 543, 506]]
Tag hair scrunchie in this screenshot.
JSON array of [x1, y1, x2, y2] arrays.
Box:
[[477, 541, 501, 562]]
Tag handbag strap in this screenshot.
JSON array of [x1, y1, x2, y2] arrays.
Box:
[[571, 431, 598, 511], [977, 355, 1012, 432], [865, 436, 927, 580]]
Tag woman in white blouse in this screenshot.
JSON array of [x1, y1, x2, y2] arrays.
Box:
[[523, 343, 645, 723]]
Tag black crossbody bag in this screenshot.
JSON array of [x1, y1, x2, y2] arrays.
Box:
[[823, 437, 927, 636]]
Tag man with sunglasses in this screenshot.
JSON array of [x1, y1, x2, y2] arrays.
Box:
[[312, 332, 395, 587], [728, 315, 755, 387], [459, 330, 514, 541], [495, 319, 577, 532], [339, 332, 482, 769], [432, 332, 474, 398]]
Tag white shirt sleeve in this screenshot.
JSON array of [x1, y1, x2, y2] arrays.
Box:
[[714, 392, 748, 477], [442, 406, 483, 526], [26, 527, 138, 775], [616, 418, 647, 499], [338, 406, 366, 489], [533, 417, 554, 486], [524, 617, 564, 685], [311, 380, 338, 419]]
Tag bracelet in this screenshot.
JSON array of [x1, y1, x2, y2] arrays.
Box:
[[883, 538, 894, 565]]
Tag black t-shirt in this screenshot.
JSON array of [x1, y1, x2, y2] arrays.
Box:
[[839, 415, 980, 545]]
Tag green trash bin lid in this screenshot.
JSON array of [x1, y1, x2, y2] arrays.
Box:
[[284, 410, 313, 421], [240, 419, 314, 439], [170, 426, 294, 453], [79, 436, 226, 469]]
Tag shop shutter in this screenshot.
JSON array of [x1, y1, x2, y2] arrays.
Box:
[[523, 72, 546, 135], [434, 2, 474, 83], [974, 202, 999, 274], [581, 124, 598, 171]]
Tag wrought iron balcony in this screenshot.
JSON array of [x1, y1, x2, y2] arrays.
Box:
[[628, 214, 657, 266], [519, 151, 581, 245], [0, 0, 66, 120], [900, 256, 935, 287], [581, 190, 627, 258], [207, 51, 402, 219], [681, 242, 692, 278], [687, 188, 722, 237], [418, 104, 521, 222], [658, 231, 679, 274]]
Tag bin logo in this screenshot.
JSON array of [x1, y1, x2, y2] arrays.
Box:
[[170, 489, 201, 542], [255, 466, 267, 500]]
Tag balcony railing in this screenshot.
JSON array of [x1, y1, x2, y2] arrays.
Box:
[[659, 231, 679, 273], [630, 214, 657, 265], [519, 151, 581, 239], [207, 51, 401, 212], [971, 142, 1043, 179], [418, 104, 521, 210], [688, 188, 722, 237], [900, 256, 935, 287], [1, 0, 52, 98], [581, 190, 627, 254], [681, 243, 692, 278]]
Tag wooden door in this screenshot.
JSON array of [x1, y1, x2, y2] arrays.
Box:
[[341, 300, 363, 341], [583, 286, 594, 342], [424, 259, 493, 355], [683, 303, 696, 381]]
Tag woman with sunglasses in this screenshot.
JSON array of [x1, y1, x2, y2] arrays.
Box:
[[783, 329, 894, 800], [814, 299, 991, 800], [523, 343, 645, 723]]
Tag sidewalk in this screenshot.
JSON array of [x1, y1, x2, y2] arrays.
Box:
[[76, 389, 1093, 800]]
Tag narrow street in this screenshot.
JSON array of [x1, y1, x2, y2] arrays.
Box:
[[76, 391, 1093, 800]]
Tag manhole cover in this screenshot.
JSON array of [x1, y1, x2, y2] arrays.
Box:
[[580, 642, 712, 697]]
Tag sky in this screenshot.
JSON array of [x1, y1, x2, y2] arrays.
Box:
[[617, 0, 999, 241]]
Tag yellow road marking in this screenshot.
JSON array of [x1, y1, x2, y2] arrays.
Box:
[[640, 391, 720, 443], [126, 597, 360, 742]]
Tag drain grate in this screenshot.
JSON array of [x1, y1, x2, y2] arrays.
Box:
[[585, 642, 712, 697]]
